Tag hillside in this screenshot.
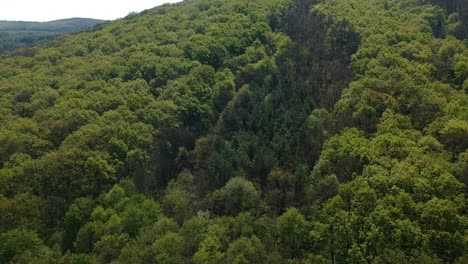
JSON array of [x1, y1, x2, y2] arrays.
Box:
[[0, 18, 106, 51], [0, 0, 467, 263]]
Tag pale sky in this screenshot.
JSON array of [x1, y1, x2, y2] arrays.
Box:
[[0, 0, 182, 22]]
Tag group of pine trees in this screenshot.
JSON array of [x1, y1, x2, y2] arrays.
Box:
[[0, 0, 467, 263]]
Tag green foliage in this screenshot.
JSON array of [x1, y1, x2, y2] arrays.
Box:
[[312, 128, 369, 182], [193, 236, 225, 264], [0, 193, 43, 233], [265, 167, 296, 213], [210, 177, 261, 216], [154, 232, 184, 263], [439, 119, 468, 154], [63, 197, 96, 251], [0, 229, 47, 263], [161, 170, 197, 224], [226, 236, 266, 264], [0, 0, 467, 262], [277, 208, 309, 259]]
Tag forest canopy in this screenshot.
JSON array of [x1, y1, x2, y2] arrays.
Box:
[[0, 0, 467, 263]]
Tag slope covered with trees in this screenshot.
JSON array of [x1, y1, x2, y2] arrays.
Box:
[[0, 0, 467, 263], [0, 18, 106, 52]]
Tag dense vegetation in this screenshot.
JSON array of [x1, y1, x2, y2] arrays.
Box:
[[0, 0, 467, 263], [0, 18, 106, 52]]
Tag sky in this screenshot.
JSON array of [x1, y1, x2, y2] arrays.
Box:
[[0, 0, 181, 22]]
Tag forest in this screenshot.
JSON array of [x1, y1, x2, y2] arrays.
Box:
[[0, 0, 467, 263], [0, 18, 106, 52]]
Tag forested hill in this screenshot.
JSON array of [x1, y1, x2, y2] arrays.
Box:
[[0, 18, 106, 52], [0, 0, 467, 263]]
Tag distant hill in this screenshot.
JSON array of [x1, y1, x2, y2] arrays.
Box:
[[0, 18, 106, 51]]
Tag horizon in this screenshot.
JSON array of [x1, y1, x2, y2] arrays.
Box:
[[0, 0, 181, 22], [0, 17, 106, 23]]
